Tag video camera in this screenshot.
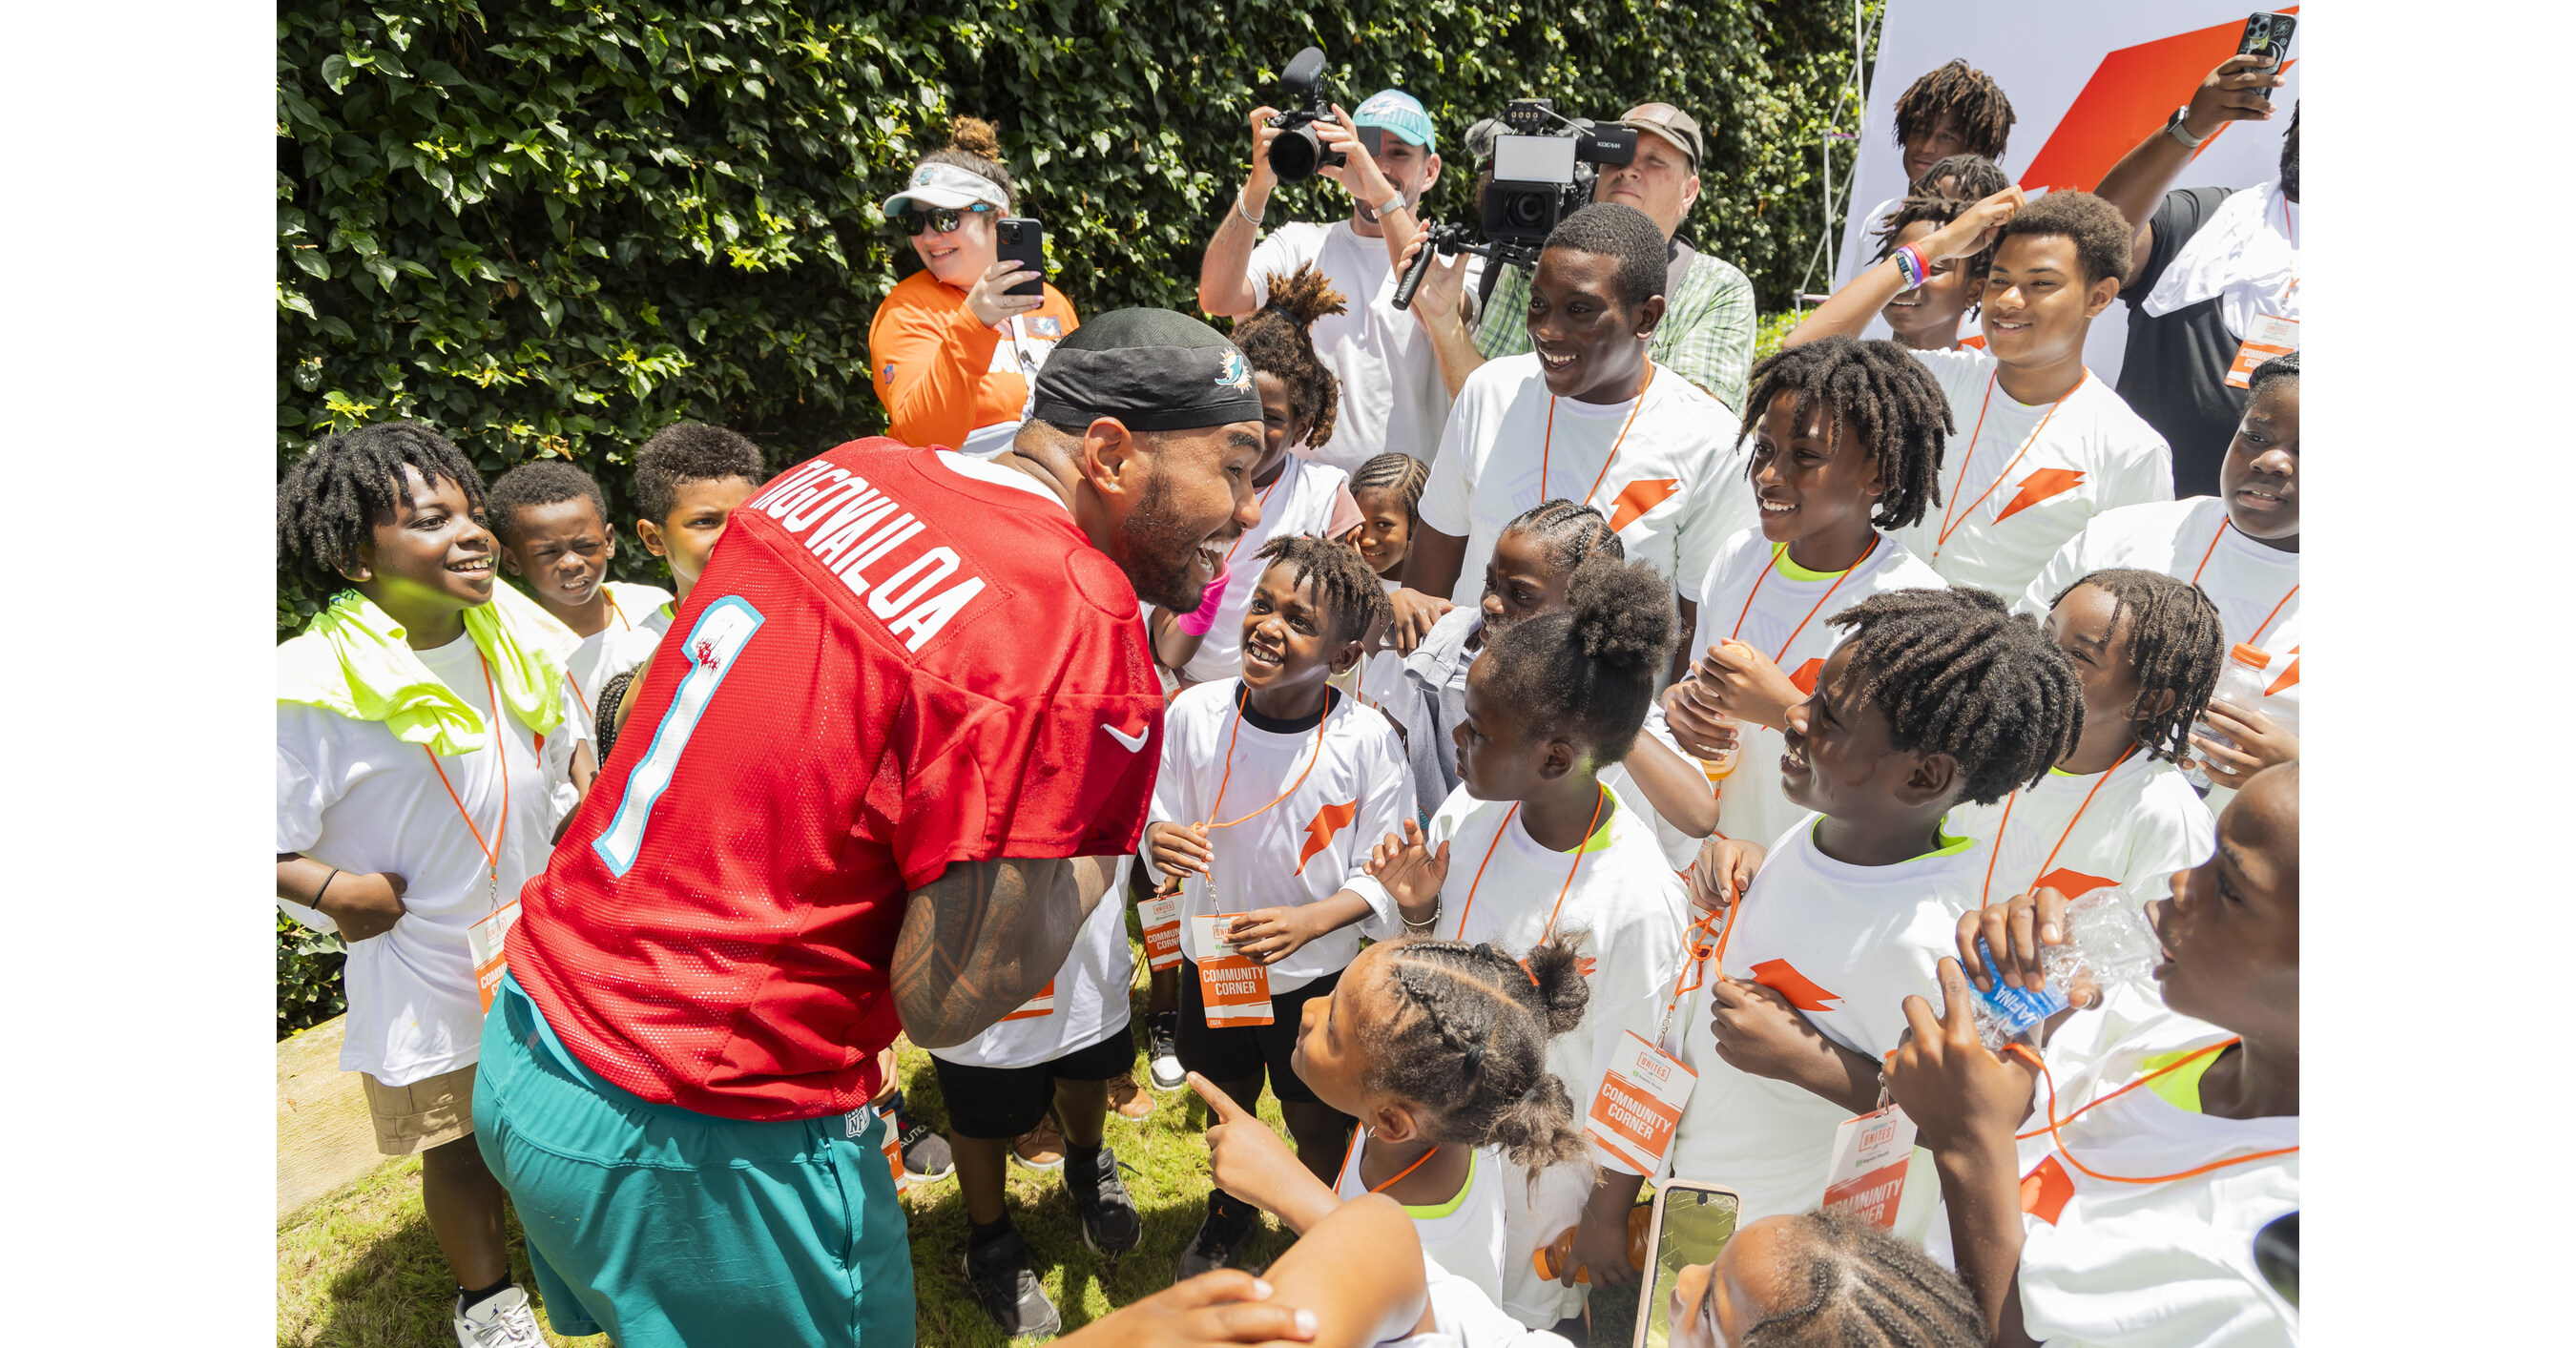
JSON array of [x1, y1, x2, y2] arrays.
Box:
[[1265, 47, 1344, 183], [1394, 99, 1635, 310]]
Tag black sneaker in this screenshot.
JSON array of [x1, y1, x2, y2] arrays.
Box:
[[1147, 1013, 1184, 1092], [896, 1113, 954, 1184], [1066, 1146, 1142, 1257], [961, 1228, 1059, 1338], [1174, 1195, 1258, 1284]]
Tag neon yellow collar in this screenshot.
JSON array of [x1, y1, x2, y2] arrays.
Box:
[[1772, 540, 1872, 584]]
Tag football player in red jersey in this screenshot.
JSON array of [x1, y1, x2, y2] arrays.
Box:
[[475, 309, 1269, 1346]]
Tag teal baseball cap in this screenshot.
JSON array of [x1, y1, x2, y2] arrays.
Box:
[[1353, 89, 1436, 155]]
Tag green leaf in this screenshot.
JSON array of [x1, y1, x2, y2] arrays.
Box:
[[319, 53, 353, 93]]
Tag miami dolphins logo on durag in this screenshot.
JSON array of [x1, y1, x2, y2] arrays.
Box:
[[1215, 347, 1253, 392]]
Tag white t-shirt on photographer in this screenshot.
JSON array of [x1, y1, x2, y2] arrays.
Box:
[[1248, 220, 1451, 472]]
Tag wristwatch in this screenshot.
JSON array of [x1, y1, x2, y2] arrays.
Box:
[[2165, 106, 2208, 150]]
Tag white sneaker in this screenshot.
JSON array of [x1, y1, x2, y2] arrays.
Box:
[[453, 1285, 545, 1347]]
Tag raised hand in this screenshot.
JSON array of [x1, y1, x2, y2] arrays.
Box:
[[1365, 819, 1451, 928]]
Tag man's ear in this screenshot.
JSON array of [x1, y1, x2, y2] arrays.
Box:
[[2083, 275, 2120, 320], [1081, 417, 1142, 500], [1897, 750, 1961, 809], [1633, 294, 1669, 341], [1678, 170, 1701, 216], [1421, 152, 1443, 194]]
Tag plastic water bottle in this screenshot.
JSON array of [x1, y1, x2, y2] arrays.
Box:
[[1968, 890, 2162, 1051], [2183, 644, 2274, 791], [1695, 641, 1754, 797]]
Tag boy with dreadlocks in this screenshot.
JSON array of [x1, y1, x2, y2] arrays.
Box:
[[1151, 263, 1365, 689], [1366, 552, 1692, 1333], [275, 422, 585, 1345], [1866, 157, 2010, 353], [1663, 338, 1952, 864], [1144, 533, 1413, 1282], [1836, 59, 2019, 292], [1662, 587, 2080, 1233]]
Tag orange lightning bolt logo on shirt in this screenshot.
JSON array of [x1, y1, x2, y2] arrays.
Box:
[[1604, 478, 1681, 532], [1748, 958, 1843, 1012], [1994, 468, 2088, 524], [1297, 798, 1359, 873]]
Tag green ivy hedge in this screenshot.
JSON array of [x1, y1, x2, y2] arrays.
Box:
[[274, 0, 1877, 1030]]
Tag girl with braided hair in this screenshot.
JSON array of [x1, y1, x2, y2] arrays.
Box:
[[1149, 261, 1365, 688], [1189, 931, 1594, 1307], [1666, 1208, 1982, 1348], [1365, 551, 1692, 1333]]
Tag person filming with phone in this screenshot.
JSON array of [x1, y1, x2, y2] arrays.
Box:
[[1197, 51, 1446, 474], [869, 117, 1081, 458]]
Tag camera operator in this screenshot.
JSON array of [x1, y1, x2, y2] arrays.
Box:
[[1197, 87, 1445, 474], [1404, 103, 1756, 419]]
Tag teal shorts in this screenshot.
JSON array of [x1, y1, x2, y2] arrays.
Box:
[[473, 973, 915, 1347]]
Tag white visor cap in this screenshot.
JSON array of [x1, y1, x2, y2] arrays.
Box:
[[881, 160, 1011, 216]]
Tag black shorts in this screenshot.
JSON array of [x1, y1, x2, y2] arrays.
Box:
[[1174, 961, 1340, 1106], [927, 1026, 1138, 1140]]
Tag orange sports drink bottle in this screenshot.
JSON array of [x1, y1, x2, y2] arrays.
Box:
[[1531, 1207, 1652, 1283]]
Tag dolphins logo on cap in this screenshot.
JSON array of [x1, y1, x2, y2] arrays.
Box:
[[1215, 348, 1252, 392]]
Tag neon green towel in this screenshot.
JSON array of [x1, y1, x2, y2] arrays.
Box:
[[277, 585, 574, 755]]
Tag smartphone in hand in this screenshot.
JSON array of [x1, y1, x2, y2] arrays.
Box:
[[996, 218, 1046, 297], [2237, 12, 2297, 102]]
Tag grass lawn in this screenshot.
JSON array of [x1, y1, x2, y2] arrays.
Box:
[[277, 939, 1652, 1347]]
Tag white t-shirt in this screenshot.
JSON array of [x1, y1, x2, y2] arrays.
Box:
[[1890, 348, 2173, 602], [1360, 578, 1408, 709], [1667, 815, 1984, 1225], [1339, 1141, 1510, 1307], [1424, 785, 1689, 1327], [1596, 697, 1709, 873], [2021, 496, 2300, 746], [1928, 1006, 2299, 1348], [928, 856, 1135, 1070], [1145, 680, 1414, 995], [276, 632, 571, 1086], [1421, 354, 1757, 609], [1946, 752, 2214, 918], [540, 579, 673, 827], [1247, 220, 1452, 472], [1386, 1255, 1577, 1348], [1182, 454, 1354, 685], [1685, 529, 1946, 853]]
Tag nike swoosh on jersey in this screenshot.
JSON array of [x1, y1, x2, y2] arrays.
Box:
[[1748, 958, 1842, 1011], [1993, 467, 2086, 523], [1297, 798, 1360, 872], [2032, 867, 2118, 900], [1605, 478, 1682, 533], [1102, 722, 1150, 753]]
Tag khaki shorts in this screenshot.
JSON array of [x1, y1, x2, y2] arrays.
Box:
[[363, 1063, 476, 1156]]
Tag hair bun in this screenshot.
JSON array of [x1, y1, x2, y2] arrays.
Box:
[[1257, 262, 1349, 332], [948, 116, 1002, 159], [1566, 555, 1677, 677]]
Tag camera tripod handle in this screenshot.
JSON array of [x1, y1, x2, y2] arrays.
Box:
[[1392, 222, 1470, 312]]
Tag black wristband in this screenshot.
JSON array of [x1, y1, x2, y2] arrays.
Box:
[[314, 868, 342, 907]]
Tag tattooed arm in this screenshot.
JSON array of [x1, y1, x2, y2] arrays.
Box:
[[891, 855, 1120, 1048]]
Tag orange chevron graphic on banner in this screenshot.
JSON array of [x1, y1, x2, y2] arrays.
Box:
[[2017, 10, 2300, 193], [1790, 657, 1825, 696], [1606, 478, 1681, 532], [2266, 649, 2299, 697], [1297, 798, 1359, 873], [1995, 468, 2086, 523], [1749, 958, 1843, 1012], [2033, 867, 2118, 900]]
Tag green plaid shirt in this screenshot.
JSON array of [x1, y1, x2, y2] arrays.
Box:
[[1471, 245, 1757, 419]]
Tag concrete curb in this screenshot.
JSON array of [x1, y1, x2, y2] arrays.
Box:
[[277, 1016, 384, 1224]]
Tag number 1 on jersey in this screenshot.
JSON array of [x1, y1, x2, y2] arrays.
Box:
[[592, 597, 765, 877]]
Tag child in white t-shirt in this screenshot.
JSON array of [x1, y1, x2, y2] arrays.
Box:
[[1188, 932, 1599, 1308], [1782, 188, 2173, 602], [1144, 536, 1415, 1282], [1663, 587, 2081, 1228], [1348, 451, 1432, 709], [1901, 762, 2300, 1348], [485, 461, 670, 831], [1365, 552, 1692, 1331], [274, 424, 579, 1344], [1151, 263, 1366, 688], [1663, 337, 1951, 869], [2023, 351, 2300, 809]]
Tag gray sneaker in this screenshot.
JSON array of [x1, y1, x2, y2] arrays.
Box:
[[1173, 1199, 1258, 1284], [962, 1229, 1060, 1338], [1067, 1147, 1142, 1256]]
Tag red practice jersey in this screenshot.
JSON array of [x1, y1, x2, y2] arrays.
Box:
[[509, 440, 1165, 1121]]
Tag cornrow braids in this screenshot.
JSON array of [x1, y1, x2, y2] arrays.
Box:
[[1500, 499, 1627, 575], [1891, 58, 2017, 161], [2047, 569, 2225, 764], [1735, 337, 1950, 530], [1482, 553, 1676, 762], [2248, 348, 2299, 400], [1236, 262, 1349, 450], [1361, 934, 1595, 1190], [632, 422, 765, 522], [1740, 1209, 1984, 1348], [277, 421, 487, 595], [484, 460, 609, 547], [1254, 532, 1391, 646], [1822, 587, 2082, 805], [1349, 451, 1431, 525]]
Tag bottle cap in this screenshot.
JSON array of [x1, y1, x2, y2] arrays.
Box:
[[2229, 643, 2271, 668]]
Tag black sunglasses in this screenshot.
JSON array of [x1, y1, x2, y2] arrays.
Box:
[[897, 203, 995, 236]]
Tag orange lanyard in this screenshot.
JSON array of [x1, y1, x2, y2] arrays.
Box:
[[1933, 371, 2082, 557], [1729, 537, 1880, 660], [1197, 685, 1334, 910], [1977, 744, 2137, 908], [606, 591, 634, 632], [1339, 1131, 1443, 1195], [422, 652, 510, 914], [2006, 1039, 2299, 1183], [1539, 363, 1655, 512], [1451, 788, 1606, 944], [565, 594, 635, 710], [2188, 519, 2299, 650]]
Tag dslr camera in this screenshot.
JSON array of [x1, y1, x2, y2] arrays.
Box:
[[1393, 99, 1637, 310], [1265, 47, 1344, 183]]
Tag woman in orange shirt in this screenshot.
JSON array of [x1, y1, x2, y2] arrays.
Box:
[[869, 119, 1082, 457]]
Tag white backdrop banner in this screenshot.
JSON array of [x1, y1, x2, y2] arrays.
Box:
[[1832, 3, 2306, 384]]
